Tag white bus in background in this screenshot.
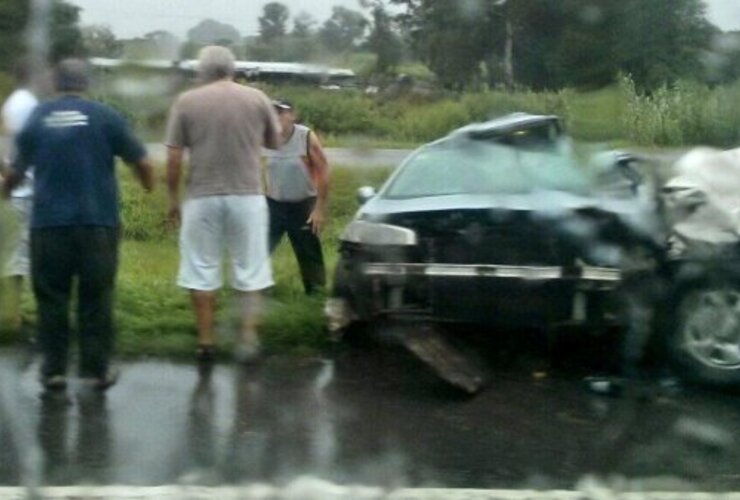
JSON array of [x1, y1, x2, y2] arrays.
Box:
[[89, 57, 357, 88]]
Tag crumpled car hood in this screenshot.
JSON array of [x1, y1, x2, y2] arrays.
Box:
[[361, 187, 661, 246], [663, 148, 740, 249]]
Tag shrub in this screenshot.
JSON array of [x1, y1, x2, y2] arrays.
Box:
[[0, 72, 13, 103], [620, 74, 740, 147], [119, 167, 171, 241]]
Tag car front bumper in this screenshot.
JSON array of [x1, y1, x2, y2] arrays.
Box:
[[362, 262, 621, 285], [327, 260, 625, 332]]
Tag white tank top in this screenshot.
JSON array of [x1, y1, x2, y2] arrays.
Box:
[[264, 124, 317, 202]]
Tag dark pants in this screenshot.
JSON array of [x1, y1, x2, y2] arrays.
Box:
[[31, 226, 119, 379], [268, 197, 326, 294]]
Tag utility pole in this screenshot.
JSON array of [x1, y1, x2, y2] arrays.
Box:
[[495, 0, 515, 89]]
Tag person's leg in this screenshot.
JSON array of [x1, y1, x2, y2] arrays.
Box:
[[3, 197, 32, 331], [226, 195, 273, 361], [190, 290, 217, 349], [2, 276, 24, 331], [77, 227, 119, 382], [31, 228, 75, 382], [267, 197, 286, 253], [286, 198, 326, 295], [236, 290, 264, 360], [177, 197, 224, 354]]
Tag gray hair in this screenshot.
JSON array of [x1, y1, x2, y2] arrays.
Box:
[[54, 58, 90, 93], [197, 46, 235, 83]]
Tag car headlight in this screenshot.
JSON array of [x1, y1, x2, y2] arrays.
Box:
[[340, 220, 418, 246]]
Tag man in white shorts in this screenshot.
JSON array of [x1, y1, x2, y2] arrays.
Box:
[[165, 46, 281, 362], [1, 61, 38, 332]]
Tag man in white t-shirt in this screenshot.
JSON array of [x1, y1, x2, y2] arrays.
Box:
[[1, 61, 39, 332]]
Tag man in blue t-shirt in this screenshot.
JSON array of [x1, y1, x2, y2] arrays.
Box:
[[2, 59, 153, 391]]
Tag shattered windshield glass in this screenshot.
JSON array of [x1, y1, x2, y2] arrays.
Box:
[[384, 137, 592, 198]]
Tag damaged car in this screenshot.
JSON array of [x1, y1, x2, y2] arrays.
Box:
[[659, 148, 740, 386], [326, 113, 666, 391]]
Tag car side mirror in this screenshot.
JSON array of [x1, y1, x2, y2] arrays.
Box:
[[357, 186, 376, 205]]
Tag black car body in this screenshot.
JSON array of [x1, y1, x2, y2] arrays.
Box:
[[327, 114, 662, 336]]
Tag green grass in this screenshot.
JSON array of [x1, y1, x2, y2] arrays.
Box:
[[0, 165, 392, 358], [567, 86, 626, 143]]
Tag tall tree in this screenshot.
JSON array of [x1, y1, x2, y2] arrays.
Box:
[[365, 2, 403, 74], [392, 0, 492, 90], [287, 11, 318, 61], [0, 0, 84, 70], [319, 6, 368, 54], [0, 0, 31, 70], [259, 2, 290, 42], [393, 0, 716, 91], [49, 0, 84, 61], [615, 0, 714, 90], [292, 11, 316, 39], [186, 19, 241, 46], [81, 25, 122, 58], [144, 30, 181, 59]]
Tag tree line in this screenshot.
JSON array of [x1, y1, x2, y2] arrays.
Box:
[[392, 0, 728, 91], [1, 0, 738, 93]]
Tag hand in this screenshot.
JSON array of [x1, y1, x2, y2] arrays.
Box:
[[307, 206, 325, 234], [167, 202, 181, 229]]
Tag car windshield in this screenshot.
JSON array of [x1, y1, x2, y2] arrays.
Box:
[[383, 136, 592, 199]]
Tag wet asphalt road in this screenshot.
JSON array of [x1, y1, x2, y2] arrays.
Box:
[[2, 341, 740, 492]]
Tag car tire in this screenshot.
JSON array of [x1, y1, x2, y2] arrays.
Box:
[[667, 282, 740, 386]]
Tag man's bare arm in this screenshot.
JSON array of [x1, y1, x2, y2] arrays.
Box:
[[131, 157, 155, 192], [0, 160, 11, 179], [166, 146, 184, 224], [263, 99, 282, 150], [1, 169, 24, 199], [307, 132, 329, 234]]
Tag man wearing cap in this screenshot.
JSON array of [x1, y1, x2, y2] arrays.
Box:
[[265, 100, 329, 295], [166, 46, 281, 362], [2, 58, 154, 391]]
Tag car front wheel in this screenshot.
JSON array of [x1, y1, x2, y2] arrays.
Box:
[[668, 285, 740, 386]]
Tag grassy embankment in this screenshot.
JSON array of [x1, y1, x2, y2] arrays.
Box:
[[0, 166, 390, 357], [264, 76, 740, 149], [4, 70, 739, 148]]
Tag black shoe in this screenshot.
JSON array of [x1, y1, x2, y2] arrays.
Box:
[[196, 344, 216, 362], [81, 368, 120, 392], [585, 376, 624, 397], [41, 375, 68, 391]]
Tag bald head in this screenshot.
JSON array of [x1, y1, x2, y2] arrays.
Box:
[[197, 46, 235, 83], [54, 58, 90, 93]]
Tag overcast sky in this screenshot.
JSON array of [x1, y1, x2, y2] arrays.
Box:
[[67, 0, 740, 39]]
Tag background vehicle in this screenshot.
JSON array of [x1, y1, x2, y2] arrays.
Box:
[[659, 148, 740, 386]]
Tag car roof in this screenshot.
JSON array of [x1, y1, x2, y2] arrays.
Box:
[[446, 113, 562, 141]]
